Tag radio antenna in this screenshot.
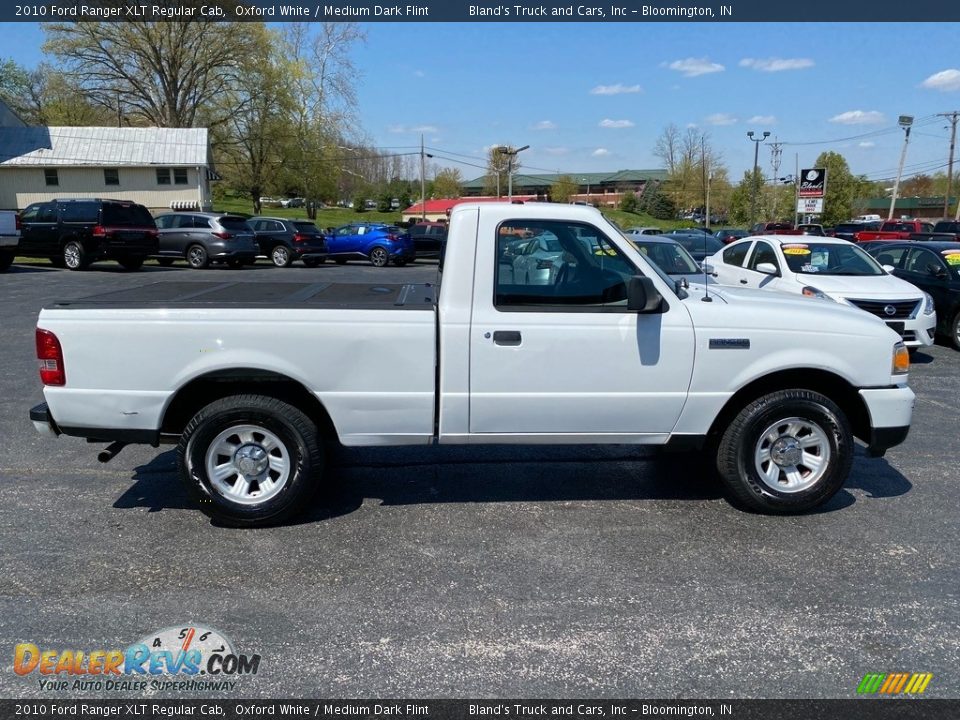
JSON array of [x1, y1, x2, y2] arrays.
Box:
[[701, 231, 713, 302]]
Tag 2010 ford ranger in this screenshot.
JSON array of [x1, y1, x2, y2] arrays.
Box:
[[30, 203, 915, 526]]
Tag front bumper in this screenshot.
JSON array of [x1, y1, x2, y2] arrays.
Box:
[[859, 386, 915, 456]]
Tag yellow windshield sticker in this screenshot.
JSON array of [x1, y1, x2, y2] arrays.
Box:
[[783, 247, 811, 255], [943, 252, 960, 265]]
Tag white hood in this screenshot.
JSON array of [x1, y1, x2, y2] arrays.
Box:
[[793, 272, 922, 300]]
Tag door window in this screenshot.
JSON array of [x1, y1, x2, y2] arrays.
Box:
[[747, 241, 780, 272], [872, 246, 908, 268], [37, 204, 57, 223], [722, 242, 750, 267], [906, 248, 945, 275], [495, 220, 637, 311]]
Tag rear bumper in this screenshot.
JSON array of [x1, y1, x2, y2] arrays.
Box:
[[389, 246, 416, 261], [0, 235, 18, 249], [30, 402, 158, 445], [30, 403, 60, 438], [859, 386, 915, 456]]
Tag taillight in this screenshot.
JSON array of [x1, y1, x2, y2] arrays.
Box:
[[15, 213, 21, 231], [36, 329, 65, 386], [92, 225, 107, 237], [212, 231, 232, 239], [385, 233, 398, 242], [293, 233, 306, 243]]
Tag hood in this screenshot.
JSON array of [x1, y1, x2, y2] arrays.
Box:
[[793, 272, 922, 299]]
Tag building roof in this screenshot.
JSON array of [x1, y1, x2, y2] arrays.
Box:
[[0, 126, 209, 167], [462, 169, 667, 190], [0, 97, 25, 128], [403, 196, 539, 215], [859, 196, 957, 210]]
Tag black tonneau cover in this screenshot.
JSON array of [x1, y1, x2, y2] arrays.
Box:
[[48, 281, 437, 310]]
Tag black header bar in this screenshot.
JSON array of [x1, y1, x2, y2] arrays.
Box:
[[3, 0, 960, 22]]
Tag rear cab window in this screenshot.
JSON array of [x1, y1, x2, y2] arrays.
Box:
[[102, 203, 155, 227], [217, 216, 253, 231], [60, 202, 100, 224]]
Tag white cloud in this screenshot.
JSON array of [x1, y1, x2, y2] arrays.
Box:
[[590, 83, 642, 95], [747, 115, 776, 125], [858, 141, 876, 148], [531, 120, 557, 130], [686, 122, 699, 129], [388, 124, 439, 134], [592, 148, 611, 157], [664, 58, 725, 77], [599, 118, 634, 128], [543, 147, 569, 156], [739, 57, 814, 72], [921, 68, 960, 92], [705, 113, 737, 126], [829, 110, 885, 125]]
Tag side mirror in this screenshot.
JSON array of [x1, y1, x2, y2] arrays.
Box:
[[702, 262, 714, 274], [883, 264, 896, 273], [627, 276, 664, 313], [756, 262, 779, 276]]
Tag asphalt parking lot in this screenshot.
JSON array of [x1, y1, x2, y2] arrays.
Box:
[[0, 258, 957, 700]]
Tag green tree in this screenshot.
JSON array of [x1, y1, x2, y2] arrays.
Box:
[[549, 175, 578, 203], [482, 146, 517, 197], [619, 191, 639, 213], [432, 168, 463, 199], [728, 169, 764, 226], [814, 151, 858, 227]]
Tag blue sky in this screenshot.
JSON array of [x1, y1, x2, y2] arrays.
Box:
[[4, 22, 960, 185]]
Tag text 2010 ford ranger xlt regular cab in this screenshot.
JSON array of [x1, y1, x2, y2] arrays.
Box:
[[30, 204, 915, 526]]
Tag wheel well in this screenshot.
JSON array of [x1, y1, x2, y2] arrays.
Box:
[[160, 369, 339, 444], [707, 369, 871, 445]]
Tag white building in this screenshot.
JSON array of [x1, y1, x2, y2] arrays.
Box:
[[0, 126, 216, 211]]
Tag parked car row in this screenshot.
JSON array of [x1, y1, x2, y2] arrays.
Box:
[[3, 199, 428, 271]]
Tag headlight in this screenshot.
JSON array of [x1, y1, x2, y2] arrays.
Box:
[[892, 342, 910, 375], [801, 286, 833, 300], [922, 291, 935, 315]]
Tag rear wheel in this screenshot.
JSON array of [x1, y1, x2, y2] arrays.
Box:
[[951, 311, 960, 351], [271, 245, 292, 267], [186, 244, 209, 269], [63, 241, 89, 271], [0, 251, 13, 271], [369, 246, 389, 267], [178, 395, 325, 527], [117, 256, 145, 271], [715, 389, 852, 514]]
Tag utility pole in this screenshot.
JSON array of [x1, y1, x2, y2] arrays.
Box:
[[938, 112, 959, 219], [746, 130, 770, 226], [769, 139, 783, 217], [794, 153, 800, 227], [888, 115, 914, 220], [420, 134, 426, 221]]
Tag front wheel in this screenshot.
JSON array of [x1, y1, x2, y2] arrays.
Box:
[[186, 244, 209, 269], [715, 389, 853, 514], [178, 395, 325, 527], [369, 246, 389, 267], [63, 241, 89, 270]]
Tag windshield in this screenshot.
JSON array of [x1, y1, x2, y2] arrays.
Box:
[[782, 242, 885, 276], [633, 240, 700, 275]]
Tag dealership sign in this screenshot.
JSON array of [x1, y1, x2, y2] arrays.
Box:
[[797, 198, 824, 214], [798, 168, 826, 198]]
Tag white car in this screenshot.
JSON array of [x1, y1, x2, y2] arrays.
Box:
[[707, 235, 936, 348]]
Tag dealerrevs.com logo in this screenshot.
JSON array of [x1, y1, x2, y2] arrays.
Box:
[[14, 625, 260, 692]]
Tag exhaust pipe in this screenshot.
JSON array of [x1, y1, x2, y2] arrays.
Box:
[[97, 441, 128, 463]]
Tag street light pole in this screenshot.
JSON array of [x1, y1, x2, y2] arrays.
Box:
[[747, 130, 770, 227], [498, 145, 529, 202], [888, 115, 914, 221]]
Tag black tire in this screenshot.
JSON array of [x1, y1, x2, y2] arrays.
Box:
[[715, 389, 853, 514], [303, 258, 319, 268], [333, 257, 347, 265], [0, 251, 13, 271], [271, 244, 292, 267], [316, 256, 327, 264], [178, 395, 325, 527], [63, 240, 89, 270], [393, 258, 408, 267], [186, 244, 209, 269], [156, 258, 176, 267], [226, 258, 245, 269], [117, 256, 145, 271], [369, 246, 389, 267]]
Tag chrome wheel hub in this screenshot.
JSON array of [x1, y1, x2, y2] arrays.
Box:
[[204, 424, 290, 505], [754, 417, 831, 494]]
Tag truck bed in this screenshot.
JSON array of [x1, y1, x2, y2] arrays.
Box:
[[48, 281, 438, 310]]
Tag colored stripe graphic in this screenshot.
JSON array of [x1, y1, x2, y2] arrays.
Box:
[[858, 673, 933, 695]]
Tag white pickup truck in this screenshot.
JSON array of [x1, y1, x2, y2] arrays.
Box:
[[0, 209, 19, 271], [30, 203, 915, 526]]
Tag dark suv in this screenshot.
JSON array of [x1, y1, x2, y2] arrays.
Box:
[[248, 217, 328, 267], [407, 221, 448, 259], [18, 199, 158, 271], [154, 212, 258, 269]]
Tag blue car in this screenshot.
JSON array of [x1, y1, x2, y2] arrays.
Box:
[[324, 223, 416, 267]]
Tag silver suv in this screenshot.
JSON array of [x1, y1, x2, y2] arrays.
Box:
[[154, 212, 258, 269]]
